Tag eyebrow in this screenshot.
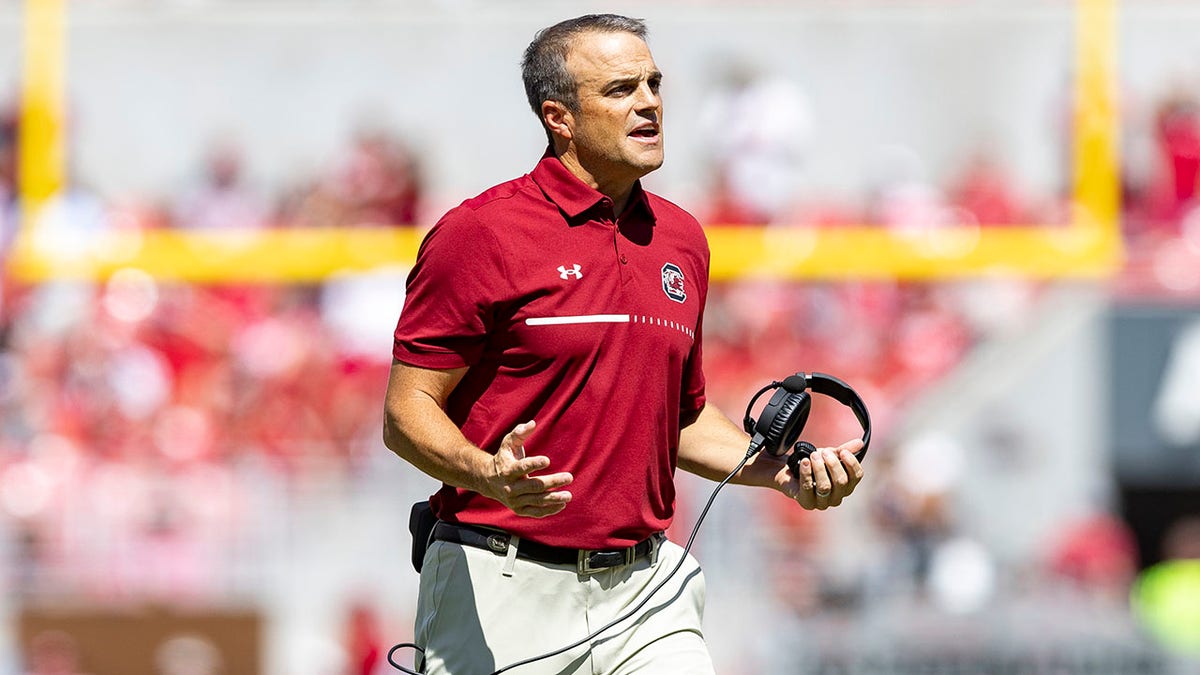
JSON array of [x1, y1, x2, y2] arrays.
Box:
[[602, 71, 663, 91]]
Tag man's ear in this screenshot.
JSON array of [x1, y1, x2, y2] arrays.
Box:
[[542, 100, 574, 142]]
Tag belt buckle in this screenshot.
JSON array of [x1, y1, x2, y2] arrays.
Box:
[[485, 533, 510, 554], [577, 547, 634, 575], [648, 533, 662, 566]]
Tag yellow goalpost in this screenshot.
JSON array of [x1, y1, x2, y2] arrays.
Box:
[[9, 0, 1121, 283]]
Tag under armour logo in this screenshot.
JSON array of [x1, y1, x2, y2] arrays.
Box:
[[558, 264, 583, 280]]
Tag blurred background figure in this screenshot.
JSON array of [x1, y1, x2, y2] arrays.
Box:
[[175, 139, 269, 231], [1123, 84, 1200, 243], [696, 55, 813, 225], [21, 630, 89, 675], [1, 101, 16, 256], [1149, 90, 1200, 229], [1047, 512, 1140, 602], [278, 126, 423, 229], [947, 146, 1028, 226], [866, 144, 952, 231], [1162, 516, 1200, 560], [1132, 516, 1200, 658], [330, 127, 423, 227], [154, 634, 223, 675], [340, 600, 383, 675], [24, 172, 111, 261]]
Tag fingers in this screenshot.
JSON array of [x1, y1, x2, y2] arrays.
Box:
[[498, 454, 551, 478], [508, 472, 574, 497], [493, 470, 574, 518], [504, 420, 536, 461], [822, 448, 852, 506], [837, 438, 865, 460], [791, 438, 866, 511], [810, 449, 834, 508], [508, 485, 573, 517], [791, 456, 817, 510], [490, 419, 574, 517], [837, 441, 866, 489], [514, 501, 571, 518], [496, 420, 548, 476], [502, 474, 573, 518]]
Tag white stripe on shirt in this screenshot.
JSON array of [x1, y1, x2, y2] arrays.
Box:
[[525, 314, 631, 326]]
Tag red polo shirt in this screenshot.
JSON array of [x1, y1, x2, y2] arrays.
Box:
[[393, 153, 709, 549]]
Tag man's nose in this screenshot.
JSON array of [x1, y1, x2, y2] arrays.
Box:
[[634, 82, 661, 113]]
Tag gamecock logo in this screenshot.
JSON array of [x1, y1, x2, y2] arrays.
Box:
[[661, 263, 686, 303]]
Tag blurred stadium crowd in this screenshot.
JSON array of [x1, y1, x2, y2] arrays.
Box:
[[1, 54, 1200, 673]]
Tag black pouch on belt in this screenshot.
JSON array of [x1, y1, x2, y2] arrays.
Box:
[[408, 500, 438, 573]]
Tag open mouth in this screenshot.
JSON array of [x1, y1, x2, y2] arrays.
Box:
[[629, 127, 660, 141]]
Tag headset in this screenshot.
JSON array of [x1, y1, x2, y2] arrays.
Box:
[[742, 372, 871, 477], [389, 371, 871, 675]]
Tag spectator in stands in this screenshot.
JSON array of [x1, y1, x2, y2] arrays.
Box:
[[696, 55, 813, 225], [1162, 515, 1200, 560], [1047, 513, 1139, 602], [154, 634, 223, 675], [341, 600, 384, 675], [175, 140, 268, 230], [1155, 91, 1200, 218], [24, 174, 112, 262], [1132, 516, 1200, 655], [276, 127, 422, 228], [276, 172, 348, 229], [947, 147, 1026, 226], [1, 104, 17, 255], [1132, 88, 1200, 235], [22, 629, 90, 675], [866, 144, 950, 231], [0, 106, 15, 324], [331, 127, 423, 227]]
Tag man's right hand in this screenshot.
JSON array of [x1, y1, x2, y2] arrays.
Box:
[[481, 420, 574, 518]]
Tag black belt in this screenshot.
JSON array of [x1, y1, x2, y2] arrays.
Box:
[[431, 521, 661, 575]]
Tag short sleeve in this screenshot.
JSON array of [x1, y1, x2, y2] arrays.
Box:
[[393, 208, 510, 369]]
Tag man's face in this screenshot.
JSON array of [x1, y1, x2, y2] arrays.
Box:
[[563, 31, 664, 182]]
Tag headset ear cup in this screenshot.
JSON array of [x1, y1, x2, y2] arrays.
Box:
[[767, 392, 803, 444], [759, 391, 809, 456]]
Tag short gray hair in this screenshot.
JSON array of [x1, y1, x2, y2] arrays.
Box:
[[521, 14, 648, 143]]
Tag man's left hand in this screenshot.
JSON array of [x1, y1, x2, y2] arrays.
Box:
[[779, 438, 865, 511]]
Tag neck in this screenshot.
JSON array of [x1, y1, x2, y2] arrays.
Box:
[[556, 146, 637, 214]]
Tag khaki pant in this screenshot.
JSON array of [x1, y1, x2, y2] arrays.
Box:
[[415, 536, 715, 675]]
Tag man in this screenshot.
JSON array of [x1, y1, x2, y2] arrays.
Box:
[[384, 14, 865, 674]]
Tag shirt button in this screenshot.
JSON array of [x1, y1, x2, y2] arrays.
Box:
[[620, 254, 628, 265]]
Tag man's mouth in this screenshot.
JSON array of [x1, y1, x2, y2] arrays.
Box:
[[629, 127, 660, 142]]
